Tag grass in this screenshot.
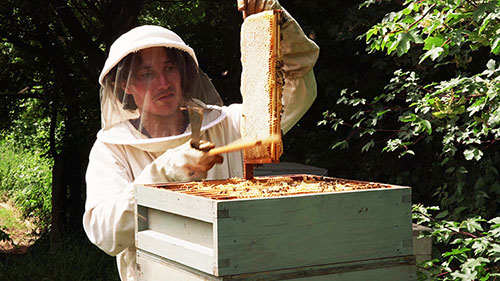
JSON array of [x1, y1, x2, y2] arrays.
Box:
[[0, 140, 53, 232], [0, 207, 25, 231], [0, 200, 120, 281], [0, 141, 119, 280], [0, 231, 120, 281], [0, 199, 119, 281], [0, 200, 36, 252]]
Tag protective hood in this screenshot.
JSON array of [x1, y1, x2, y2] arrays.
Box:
[[98, 25, 225, 152]]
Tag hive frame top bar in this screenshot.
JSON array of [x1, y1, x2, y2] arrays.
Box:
[[143, 175, 411, 201]]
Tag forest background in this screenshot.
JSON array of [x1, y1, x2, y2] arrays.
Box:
[[1, 0, 499, 280]]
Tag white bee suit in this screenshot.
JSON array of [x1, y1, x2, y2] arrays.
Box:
[[82, 3, 319, 280]]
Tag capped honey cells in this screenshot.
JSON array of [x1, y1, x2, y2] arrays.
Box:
[[240, 10, 284, 163]]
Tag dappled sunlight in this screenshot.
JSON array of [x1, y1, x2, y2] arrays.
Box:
[[0, 200, 40, 255]]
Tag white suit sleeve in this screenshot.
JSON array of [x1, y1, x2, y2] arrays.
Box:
[[83, 140, 214, 256], [83, 141, 136, 256]]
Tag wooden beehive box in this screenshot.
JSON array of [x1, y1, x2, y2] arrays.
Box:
[[135, 175, 416, 280]]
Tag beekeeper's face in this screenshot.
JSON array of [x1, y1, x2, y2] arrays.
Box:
[[126, 47, 183, 118]]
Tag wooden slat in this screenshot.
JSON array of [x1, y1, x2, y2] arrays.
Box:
[[290, 264, 416, 281], [148, 208, 213, 248], [137, 249, 222, 281], [230, 255, 416, 281], [136, 185, 216, 223], [137, 230, 215, 274], [215, 187, 412, 276], [137, 249, 416, 280]]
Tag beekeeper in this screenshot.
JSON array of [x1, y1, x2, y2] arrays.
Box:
[[82, 0, 319, 280]]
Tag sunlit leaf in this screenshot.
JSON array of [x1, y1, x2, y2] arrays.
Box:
[[331, 140, 349, 150], [424, 35, 445, 51], [396, 32, 412, 56], [361, 140, 375, 152], [491, 35, 500, 54], [419, 47, 444, 63], [464, 147, 483, 161]]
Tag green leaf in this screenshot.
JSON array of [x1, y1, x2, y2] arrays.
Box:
[[456, 166, 469, 174], [478, 18, 490, 35], [433, 111, 447, 119], [409, 29, 423, 44], [443, 247, 470, 257], [488, 217, 500, 225], [486, 59, 496, 71], [463, 217, 484, 232], [468, 97, 486, 116], [360, 128, 376, 137], [461, 257, 489, 270], [436, 210, 449, 219], [396, 32, 412, 56], [473, 2, 493, 22], [445, 167, 455, 173], [376, 109, 391, 117], [491, 35, 500, 54], [480, 274, 491, 281], [331, 140, 349, 150], [359, 0, 377, 9], [454, 105, 465, 115], [464, 147, 484, 161], [421, 119, 432, 135], [419, 47, 444, 64], [423, 35, 445, 51], [489, 226, 500, 238], [400, 150, 415, 157], [400, 113, 417, 122], [487, 107, 500, 127], [361, 140, 375, 153], [387, 36, 399, 55]]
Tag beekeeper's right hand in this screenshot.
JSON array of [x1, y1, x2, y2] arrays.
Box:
[[134, 141, 223, 184], [237, 0, 280, 19]]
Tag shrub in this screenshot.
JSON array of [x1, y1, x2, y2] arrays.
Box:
[[0, 140, 52, 231], [414, 204, 500, 280], [320, 0, 500, 219]]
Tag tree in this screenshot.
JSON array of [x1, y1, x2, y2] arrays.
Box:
[[321, 0, 500, 218], [0, 0, 246, 244], [1, 0, 149, 242]]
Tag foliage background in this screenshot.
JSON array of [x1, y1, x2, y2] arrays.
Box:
[[0, 0, 499, 280]]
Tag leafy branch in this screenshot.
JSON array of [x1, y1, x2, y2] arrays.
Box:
[[321, 0, 500, 222], [413, 205, 500, 281]]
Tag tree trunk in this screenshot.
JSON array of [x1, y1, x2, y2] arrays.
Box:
[[50, 154, 63, 247]]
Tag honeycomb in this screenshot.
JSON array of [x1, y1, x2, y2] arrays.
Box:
[[154, 176, 392, 200], [240, 10, 284, 164]]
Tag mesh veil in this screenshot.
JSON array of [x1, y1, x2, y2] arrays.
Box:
[[97, 26, 225, 149]]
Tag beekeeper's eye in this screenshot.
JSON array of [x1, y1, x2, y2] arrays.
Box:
[[137, 70, 155, 81], [164, 63, 177, 73]]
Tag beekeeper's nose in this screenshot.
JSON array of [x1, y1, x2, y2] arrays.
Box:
[[155, 71, 170, 87]]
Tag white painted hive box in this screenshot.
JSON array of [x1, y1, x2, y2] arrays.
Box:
[[135, 175, 414, 279]]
